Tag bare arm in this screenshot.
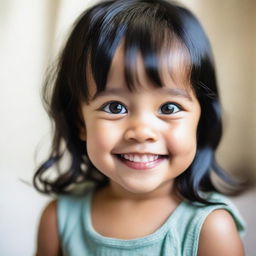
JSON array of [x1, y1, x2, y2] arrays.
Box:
[[198, 209, 244, 256], [35, 200, 62, 256]]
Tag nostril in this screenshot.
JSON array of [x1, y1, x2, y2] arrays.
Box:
[[124, 127, 158, 143]]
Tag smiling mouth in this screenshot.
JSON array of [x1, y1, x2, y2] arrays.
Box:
[[115, 153, 169, 170], [118, 154, 168, 162]]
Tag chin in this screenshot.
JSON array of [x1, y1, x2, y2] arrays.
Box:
[[120, 181, 165, 195]]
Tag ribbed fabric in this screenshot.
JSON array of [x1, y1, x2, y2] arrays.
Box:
[[57, 188, 245, 256]]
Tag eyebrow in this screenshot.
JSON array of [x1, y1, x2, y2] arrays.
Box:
[[160, 88, 192, 101], [92, 87, 192, 101]]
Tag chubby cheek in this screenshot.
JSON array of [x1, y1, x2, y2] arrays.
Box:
[[166, 121, 198, 161], [85, 120, 121, 170]]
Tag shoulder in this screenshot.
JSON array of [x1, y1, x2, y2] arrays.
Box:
[[35, 200, 62, 256], [198, 209, 244, 256]]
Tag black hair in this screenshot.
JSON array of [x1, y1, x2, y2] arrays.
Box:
[[34, 0, 236, 203]]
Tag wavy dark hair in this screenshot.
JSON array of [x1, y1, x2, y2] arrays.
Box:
[[34, 0, 236, 203]]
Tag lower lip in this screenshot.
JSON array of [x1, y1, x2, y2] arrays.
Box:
[[116, 155, 166, 170]]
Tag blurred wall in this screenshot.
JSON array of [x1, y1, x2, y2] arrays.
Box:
[[253, 0, 256, 174], [0, 0, 255, 255]]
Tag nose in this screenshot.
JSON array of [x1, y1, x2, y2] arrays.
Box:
[[124, 116, 159, 143]]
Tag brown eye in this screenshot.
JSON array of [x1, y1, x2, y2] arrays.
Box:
[[159, 103, 181, 115], [102, 101, 127, 114]]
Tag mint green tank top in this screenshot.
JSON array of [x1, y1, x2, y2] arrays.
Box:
[[57, 188, 245, 256]]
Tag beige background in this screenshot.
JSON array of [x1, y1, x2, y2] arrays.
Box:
[[0, 0, 255, 255]]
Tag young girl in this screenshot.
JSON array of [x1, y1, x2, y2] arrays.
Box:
[[34, 0, 246, 255]]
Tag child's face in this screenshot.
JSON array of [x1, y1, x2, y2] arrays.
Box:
[[81, 44, 201, 196]]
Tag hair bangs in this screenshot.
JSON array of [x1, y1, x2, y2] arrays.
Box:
[[89, 1, 193, 97]]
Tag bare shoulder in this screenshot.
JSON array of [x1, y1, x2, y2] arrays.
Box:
[[198, 209, 244, 256], [35, 200, 62, 256]]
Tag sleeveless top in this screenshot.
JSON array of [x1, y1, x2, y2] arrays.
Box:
[[57, 188, 245, 256]]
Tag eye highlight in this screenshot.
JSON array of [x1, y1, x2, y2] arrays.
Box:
[[101, 101, 127, 114], [159, 102, 182, 115]]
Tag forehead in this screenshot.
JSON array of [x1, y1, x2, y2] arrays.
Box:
[[113, 41, 190, 88], [87, 40, 193, 99]]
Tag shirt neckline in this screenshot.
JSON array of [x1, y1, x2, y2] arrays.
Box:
[[83, 188, 187, 248]]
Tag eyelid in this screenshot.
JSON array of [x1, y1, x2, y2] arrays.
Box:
[[161, 102, 183, 108]]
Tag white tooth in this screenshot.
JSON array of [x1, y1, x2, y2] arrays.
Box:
[[122, 154, 160, 162], [153, 155, 158, 161], [148, 155, 154, 162], [123, 154, 134, 161], [141, 155, 148, 162], [133, 155, 140, 162], [124, 154, 130, 160]]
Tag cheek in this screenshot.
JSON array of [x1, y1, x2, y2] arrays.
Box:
[[166, 120, 198, 155], [86, 120, 121, 156], [85, 120, 123, 177]]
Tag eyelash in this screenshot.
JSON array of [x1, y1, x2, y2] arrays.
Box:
[[100, 101, 183, 115]]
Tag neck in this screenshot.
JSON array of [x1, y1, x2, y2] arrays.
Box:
[[101, 180, 181, 204]]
